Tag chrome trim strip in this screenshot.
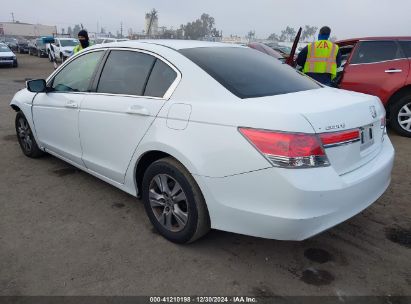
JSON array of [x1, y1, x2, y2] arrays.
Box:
[[323, 138, 360, 148], [349, 58, 407, 66]]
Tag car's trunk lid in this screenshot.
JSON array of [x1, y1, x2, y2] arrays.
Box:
[[250, 87, 386, 175]]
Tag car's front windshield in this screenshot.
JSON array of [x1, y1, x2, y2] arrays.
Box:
[[0, 45, 11, 52], [59, 39, 79, 47]]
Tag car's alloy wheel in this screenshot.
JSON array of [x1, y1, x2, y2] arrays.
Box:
[[398, 101, 411, 133], [15, 112, 44, 158], [149, 174, 189, 232], [142, 157, 210, 243], [390, 93, 411, 137], [17, 116, 33, 153]]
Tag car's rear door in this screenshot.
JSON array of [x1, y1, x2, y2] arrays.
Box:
[[79, 49, 180, 183], [339, 40, 409, 104], [32, 50, 105, 165]]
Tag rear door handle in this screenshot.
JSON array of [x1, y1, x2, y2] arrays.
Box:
[[385, 69, 402, 73], [126, 105, 150, 116], [65, 100, 78, 108]]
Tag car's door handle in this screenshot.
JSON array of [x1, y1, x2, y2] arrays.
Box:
[[385, 69, 402, 73], [126, 105, 150, 116], [65, 100, 78, 108]]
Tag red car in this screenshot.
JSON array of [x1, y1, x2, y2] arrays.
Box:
[[336, 37, 411, 137]]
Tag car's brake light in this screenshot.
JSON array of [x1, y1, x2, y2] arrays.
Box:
[[319, 129, 360, 148], [239, 128, 329, 168]]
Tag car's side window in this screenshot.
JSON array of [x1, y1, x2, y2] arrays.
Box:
[[144, 59, 177, 98], [399, 41, 411, 58], [51, 51, 104, 92], [351, 41, 403, 64], [97, 50, 155, 96]]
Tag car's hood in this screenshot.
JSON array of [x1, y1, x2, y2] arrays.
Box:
[[0, 51, 15, 57]]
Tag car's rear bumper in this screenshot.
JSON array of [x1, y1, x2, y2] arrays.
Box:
[[195, 136, 394, 240]]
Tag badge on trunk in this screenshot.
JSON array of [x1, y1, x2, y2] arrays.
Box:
[[370, 106, 377, 119]]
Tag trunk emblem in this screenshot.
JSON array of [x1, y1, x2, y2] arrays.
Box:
[[370, 106, 377, 119]]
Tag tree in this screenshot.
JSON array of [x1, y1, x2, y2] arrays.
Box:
[[284, 26, 296, 42], [72, 24, 81, 37], [67, 26, 73, 37], [279, 30, 287, 42], [301, 25, 318, 42], [267, 33, 279, 41], [146, 9, 158, 37], [182, 13, 220, 40], [247, 30, 255, 42]]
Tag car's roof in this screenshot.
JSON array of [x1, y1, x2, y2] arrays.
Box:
[[337, 36, 411, 44], [93, 39, 243, 50]]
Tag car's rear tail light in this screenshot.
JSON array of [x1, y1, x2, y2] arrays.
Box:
[[319, 129, 360, 148], [239, 128, 329, 168]]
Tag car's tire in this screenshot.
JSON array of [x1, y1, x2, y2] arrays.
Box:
[[389, 93, 411, 137], [13, 60, 18, 68], [142, 157, 210, 244], [15, 112, 45, 158]]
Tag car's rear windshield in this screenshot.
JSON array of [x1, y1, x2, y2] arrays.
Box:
[[179, 47, 320, 99], [60, 39, 78, 47]]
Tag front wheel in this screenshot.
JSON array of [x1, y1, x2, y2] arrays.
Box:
[[389, 93, 411, 137], [15, 112, 45, 158], [142, 157, 210, 244]]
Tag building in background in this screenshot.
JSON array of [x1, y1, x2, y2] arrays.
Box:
[[145, 11, 158, 36], [0, 22, 57, 38]]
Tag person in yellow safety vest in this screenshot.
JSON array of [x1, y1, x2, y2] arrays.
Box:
[[73, 30, 90, 54], [296, 26, 342, 86]]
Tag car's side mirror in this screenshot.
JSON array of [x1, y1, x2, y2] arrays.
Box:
[[26, 79, 47, 93]]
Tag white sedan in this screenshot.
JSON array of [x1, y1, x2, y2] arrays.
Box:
[[10, 40, 394, 243]]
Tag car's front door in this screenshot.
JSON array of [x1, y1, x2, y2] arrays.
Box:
[[340, 40, 409, 104], [79, 49, 179, 183], [32, 50, 105, 165]]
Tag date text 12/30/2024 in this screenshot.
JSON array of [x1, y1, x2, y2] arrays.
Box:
[[150, 297, 258, 303]]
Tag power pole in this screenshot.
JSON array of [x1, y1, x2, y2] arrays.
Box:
[[120, 22, 123, 38], [11, 12, 15, 23]]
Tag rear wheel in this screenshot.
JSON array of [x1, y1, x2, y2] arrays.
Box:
[[142, 157, 210, 244], [15, 112, 45, 158], [389, 93, 411, 137]]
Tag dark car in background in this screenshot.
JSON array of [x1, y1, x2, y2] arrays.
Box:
[[1, 37, 18, 51], [28, 38, 48, 57], [16, 38, 29, 54], [336, 37, 411, 137]]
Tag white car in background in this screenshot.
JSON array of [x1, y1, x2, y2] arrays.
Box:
[[95, 38, 130, 44], [0, 43, 18, 67], [10, 40, 394, 244], [47, 37, 79, 62]]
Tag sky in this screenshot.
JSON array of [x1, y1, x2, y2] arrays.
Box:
[[1, 0, 410, 40]]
